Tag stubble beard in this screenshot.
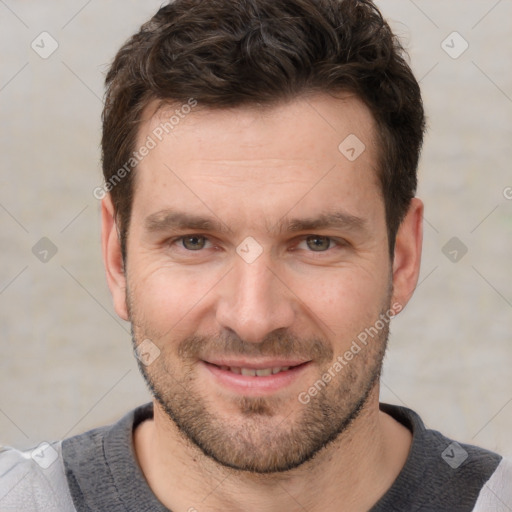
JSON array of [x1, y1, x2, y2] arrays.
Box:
[[128, 282, 391, 474]]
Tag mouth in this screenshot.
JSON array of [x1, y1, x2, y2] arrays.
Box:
[[200, 359, 311, 395], [216, 365, 293, 376]]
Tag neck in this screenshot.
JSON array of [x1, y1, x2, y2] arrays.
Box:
[[133, 387, 412, 511]]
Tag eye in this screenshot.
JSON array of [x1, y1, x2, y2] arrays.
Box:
[[303, 235, 333, 252], [180, 235, 209, 250]]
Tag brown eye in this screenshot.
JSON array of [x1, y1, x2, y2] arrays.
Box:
[[306, 235, 331, 251], [182, 235, 207, 250]]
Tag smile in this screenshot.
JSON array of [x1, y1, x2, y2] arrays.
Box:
[[200, 360, 311, 395], [216, 365, 291, 376]]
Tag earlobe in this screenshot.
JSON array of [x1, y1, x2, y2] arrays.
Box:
[[391, 198, 423, 313], [101, 194, 129, 321]]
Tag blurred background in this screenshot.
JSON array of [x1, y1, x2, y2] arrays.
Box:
[[0, 0, 511, 458]]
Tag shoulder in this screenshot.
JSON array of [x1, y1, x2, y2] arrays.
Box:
[[376, 403, 505, 511], [473, 456, 512, 511], [61, 403, 156, 511], [0, 442, 76, 511]]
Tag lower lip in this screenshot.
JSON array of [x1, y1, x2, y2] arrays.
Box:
[[201, 361, 311, 396]]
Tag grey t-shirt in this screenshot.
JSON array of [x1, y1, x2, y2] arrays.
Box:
[[1, 402, 511, 511]]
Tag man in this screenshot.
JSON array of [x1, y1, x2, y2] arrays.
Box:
[[1, 0, 510, 510]]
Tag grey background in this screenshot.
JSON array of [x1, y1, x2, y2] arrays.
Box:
[[0, 0, 511, 458]]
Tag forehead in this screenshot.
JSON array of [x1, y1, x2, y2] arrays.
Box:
[[131, 93, 383, 231], [139, 92, 378, 163]]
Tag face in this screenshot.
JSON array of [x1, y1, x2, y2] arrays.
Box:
[[103, 93, 421, 473]]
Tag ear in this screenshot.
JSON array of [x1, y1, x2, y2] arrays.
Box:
[[390, 197, 423, 313], [101, 194, 129, 321]]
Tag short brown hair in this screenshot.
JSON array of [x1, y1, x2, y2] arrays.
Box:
[[102, 0, 425, 259]]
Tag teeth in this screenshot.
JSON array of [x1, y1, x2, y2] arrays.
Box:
[[255, 368, 272, 377], [219, 365, 291, 376]]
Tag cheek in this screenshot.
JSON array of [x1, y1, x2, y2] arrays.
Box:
[[127, 259, 225, 338], [297, 266, 390, 338]]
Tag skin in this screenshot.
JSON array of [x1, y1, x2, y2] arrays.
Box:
[[102, 92, 423, 511]]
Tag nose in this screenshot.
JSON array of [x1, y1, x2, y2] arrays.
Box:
[[215, 253, 296, 344]]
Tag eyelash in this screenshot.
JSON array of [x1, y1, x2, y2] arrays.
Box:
[[167, 234, 347, 254]]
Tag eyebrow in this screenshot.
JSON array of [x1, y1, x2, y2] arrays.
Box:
[[144, 209, 367, 236], [145, 210, 233, 234]]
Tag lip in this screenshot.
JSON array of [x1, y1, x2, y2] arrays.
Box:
[[200, 360, 311, 396], [202, 358, 310, 369]]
